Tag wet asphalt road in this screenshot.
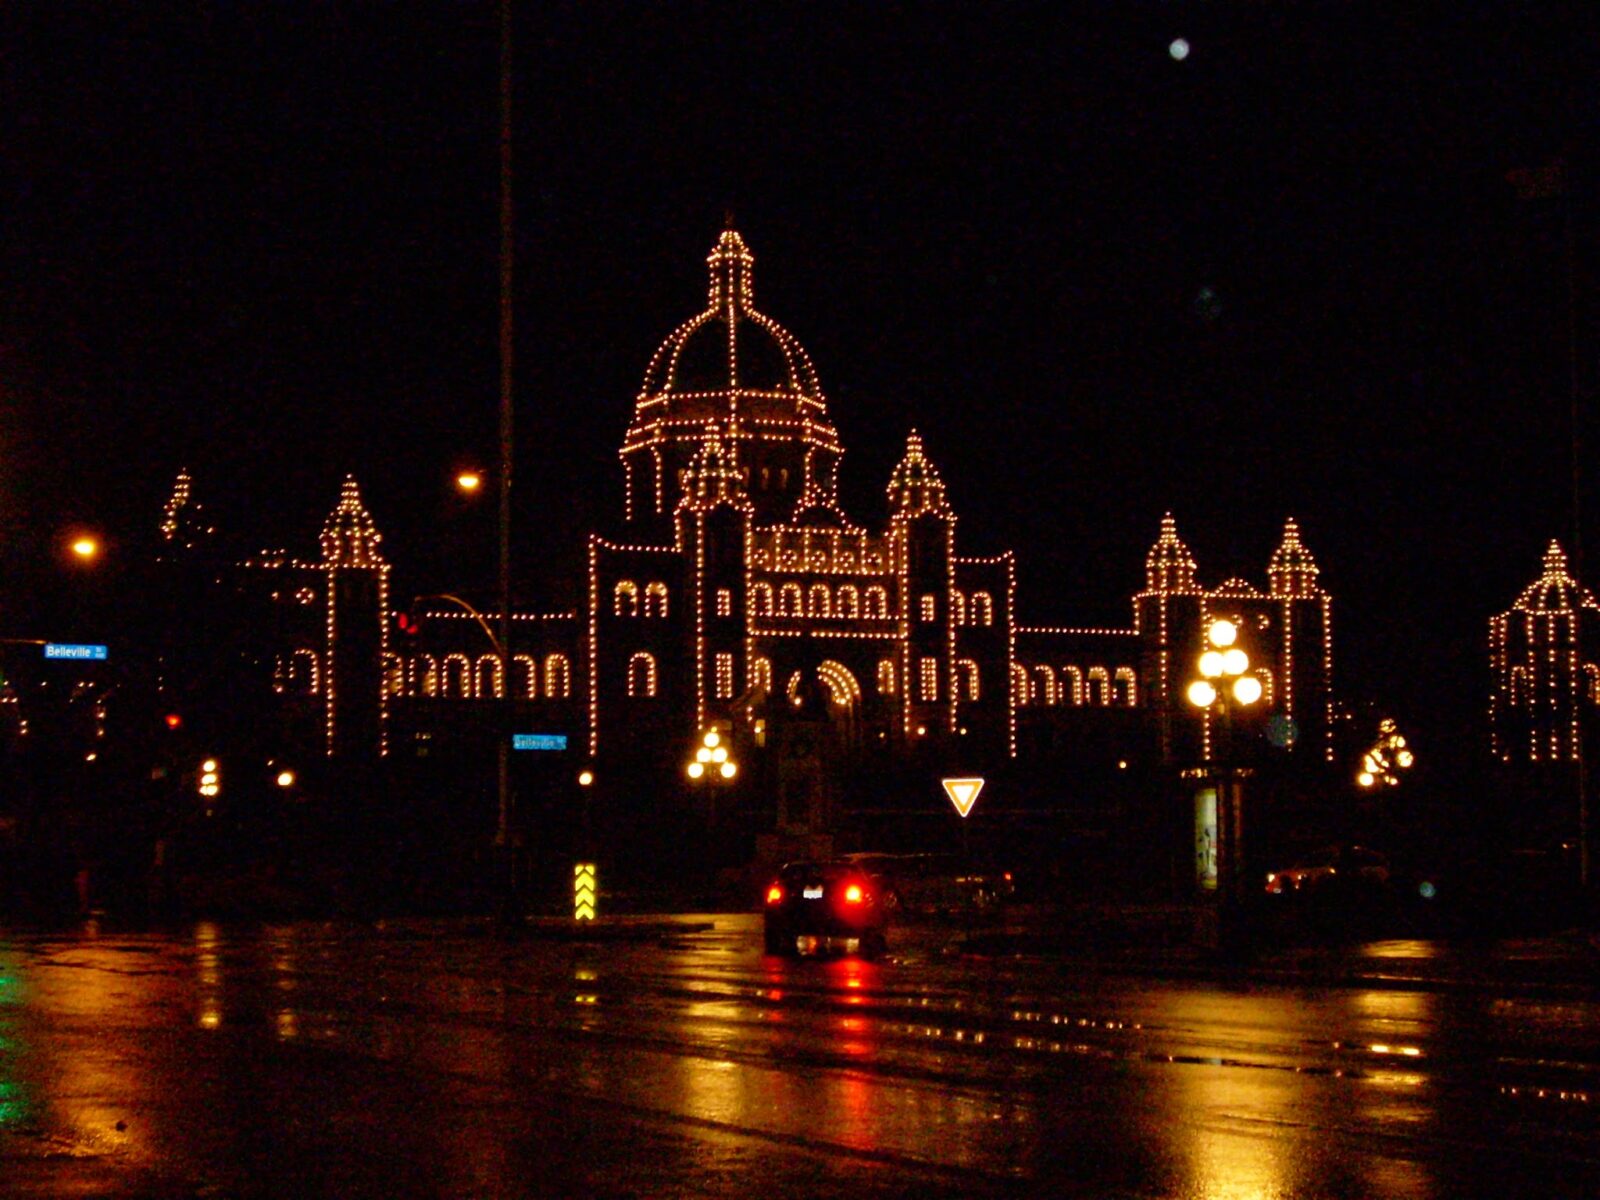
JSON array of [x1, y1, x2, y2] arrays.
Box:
[[1, 916, 1598, 1199]]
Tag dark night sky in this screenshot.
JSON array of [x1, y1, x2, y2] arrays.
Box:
[[3, 3, 1598, 761]]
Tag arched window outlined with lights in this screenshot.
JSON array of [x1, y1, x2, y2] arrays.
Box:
[[382, 653, 404, 698], [284, 647, 321, 696], [972, 592, 994, 626], [1034, 664, 1058, 706], [956, 658, 980, 702], [750, 581, 774, 618], [920, 594, 937, 623], [1061, 665, 1084, 706], [1587, 663, 1600, 705], [750, 656, 773, 694], [412, 654, 439, 698], [877, 658, 897, 696], [808, 583, 832, 619], [952, 591, 968, 626], [1087, 666, 1112, 706], [613, 580, 639, 617], [511, 654, 538, 699], [1010, 663, 1031, 706], [1510, 665, 1532, 707], [643, 581, 669, 619], [864, 585, 889, 620], [475, 654, 504, 699], [1114, 666, 1138, 707], [443, 654, 473, 698], [779, 582, 804, 617], [919, 657, 939, 702], [545, 653, 572, 699], [837, 584, 861, 620], [627, 651, 658, 698]]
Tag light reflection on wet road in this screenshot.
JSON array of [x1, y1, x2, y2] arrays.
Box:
[[0, 916, 1597, 1198]]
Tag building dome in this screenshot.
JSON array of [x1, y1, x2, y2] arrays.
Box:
[[621, 229, 844, 526], [1514, 541, 1598, 614]]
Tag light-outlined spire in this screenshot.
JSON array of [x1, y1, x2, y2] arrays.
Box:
[[1268, 516, 1321, 599], [707, 227, 755, 309], [319, 476, 386, 567], [887, 430, 950, 518], [1513, 539, 1598, 613], [1144, 513, 1199, 594]]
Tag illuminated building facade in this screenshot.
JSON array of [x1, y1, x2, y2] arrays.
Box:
[[159, 230, 1337, 826], [1489, 541, 1600, 763]]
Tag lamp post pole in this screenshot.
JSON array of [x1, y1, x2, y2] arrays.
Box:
[[495, 0, 516, 909], [1186, 619, 1263, 955]]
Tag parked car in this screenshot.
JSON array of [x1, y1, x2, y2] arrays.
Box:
[[839, 851, 1014, 917], [1265, 844, 1391, 897], [763, 860, 889, 958]]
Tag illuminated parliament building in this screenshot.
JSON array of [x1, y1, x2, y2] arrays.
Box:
[[160, 230, 1337, 837]]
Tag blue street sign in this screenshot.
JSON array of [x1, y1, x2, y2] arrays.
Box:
[[44, 643, 108, 661], [512, 733, 568, 751]]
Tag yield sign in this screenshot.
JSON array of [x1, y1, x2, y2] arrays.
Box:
[[941, 777, 985, 818]]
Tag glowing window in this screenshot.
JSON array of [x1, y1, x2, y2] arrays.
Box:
[[750, 656, 773, 693], [750, 582, 773, 617], [809, 583, 831, 619], [956, 658, 979, 701], [972, 592, 994, 626], [1034, 665, 1058, 706], [920, 657, 939, 702], [920, 594, 937, 623], [952, 591, 968, 625], [715, 653, 735, 699], [627, 651, 658, 698], [1114, 666, 1138, 707], [1010, 663, 1031, 706], [865, 585, 889, 620], [837, 584, 860, 620], [779, 583, 803, 616], [644, 581, 669, 619], [545, 653, 571, 699], [1087, 666, 1112, 706], [716, 588, 733, 618], [613, 580, 639, 617], [443, 654, 473, 698], [512, 654, 538, 699], [382, 653, 404, 698], [1062, 665, 1084, 706], [413, 655, 439, 698], [877, 659, 897, 696], [475, 654, 504, 699]]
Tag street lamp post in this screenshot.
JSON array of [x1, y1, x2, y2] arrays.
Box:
[[1186, 619, 1263, 953]]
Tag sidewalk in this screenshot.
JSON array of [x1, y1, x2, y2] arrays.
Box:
[[950, 903, 1600, 999]]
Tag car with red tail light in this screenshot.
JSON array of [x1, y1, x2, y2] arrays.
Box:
[[763, 860, 889, 958]]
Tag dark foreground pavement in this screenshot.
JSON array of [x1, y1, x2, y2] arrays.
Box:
[[2, 912, 1598, 1198]]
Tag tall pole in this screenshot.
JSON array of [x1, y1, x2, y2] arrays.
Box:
[[496, 0, 515, 889], [1566, 189, 1590, 894]]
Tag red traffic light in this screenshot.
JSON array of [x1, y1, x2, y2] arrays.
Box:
[[395, 612, 422, 636], [164, 713, 183, 730]]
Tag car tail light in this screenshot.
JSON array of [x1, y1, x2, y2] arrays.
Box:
[[1265, 873, 1282, 895], [766, 884, 783, 905], [844, 883, 864, 904]]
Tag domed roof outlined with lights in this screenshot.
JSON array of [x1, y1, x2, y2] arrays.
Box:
[[1513, 541, 1599, 614]]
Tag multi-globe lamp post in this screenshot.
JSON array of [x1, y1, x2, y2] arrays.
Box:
[[686, 728, 738, 783], [1185, 619, 1262, 950]]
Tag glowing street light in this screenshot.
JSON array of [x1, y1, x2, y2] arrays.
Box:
[[69, 535, 100, 562], [1186, 619, 1262, 954], [456, 470, 484, 494], [686, 727, 737, 782]]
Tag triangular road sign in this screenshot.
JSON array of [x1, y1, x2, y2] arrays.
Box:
[[941, 777, 985, 818]]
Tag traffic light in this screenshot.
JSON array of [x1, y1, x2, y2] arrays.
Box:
[[198, 758, 221, 800], [395, 611, 423, 637], [164, 712, 183, 730]]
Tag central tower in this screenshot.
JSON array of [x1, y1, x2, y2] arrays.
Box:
[[620, 228, 844, 530]]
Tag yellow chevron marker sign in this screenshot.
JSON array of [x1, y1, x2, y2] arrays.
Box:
[[573, 862, 597, 921], [941, 777, 984, 818]]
